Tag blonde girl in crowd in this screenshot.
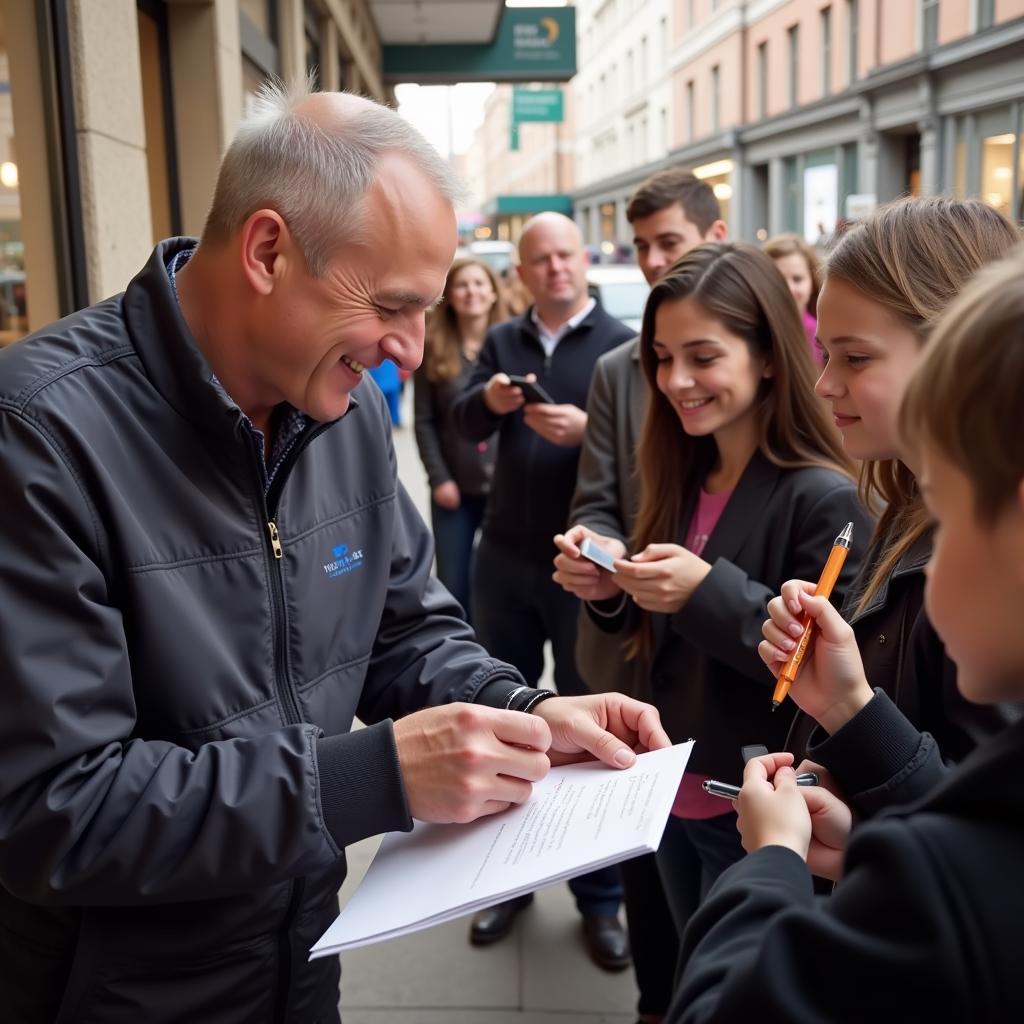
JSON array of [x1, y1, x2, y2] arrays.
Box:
[[765, 197, 1021, 789], [553, 242, 870, 946], [762, 233, 823, 364], [667, 246, 1024, 1024], [414, 259, 507, 620]]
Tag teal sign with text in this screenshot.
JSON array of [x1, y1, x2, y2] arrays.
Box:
[[382, 7, 577, 84], [512, 87, 564, 123]]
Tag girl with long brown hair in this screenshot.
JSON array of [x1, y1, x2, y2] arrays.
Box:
[[761, 196, 1021, 766], [414, 258, 507, 619], [554, 242, 870, 945]]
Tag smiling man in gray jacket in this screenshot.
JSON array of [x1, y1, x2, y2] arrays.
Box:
[[0, 84, 668, 1024]]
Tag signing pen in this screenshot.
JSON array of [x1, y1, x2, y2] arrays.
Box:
[[702, 772, 820, 801], [771, 522, 854, 710]]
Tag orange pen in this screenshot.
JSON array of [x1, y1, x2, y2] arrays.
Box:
[[771, 522, 854, 709]]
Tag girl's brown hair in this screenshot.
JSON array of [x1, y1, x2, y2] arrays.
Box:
[[629, 242, 854, 659], [423, 258, 507, 383], [824, 196, 1021, 612], [900, 247, 1024, 522], [762, 232, 822, 314]]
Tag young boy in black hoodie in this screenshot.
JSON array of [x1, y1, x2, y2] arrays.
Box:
[[666, 248, 1024, 1023]]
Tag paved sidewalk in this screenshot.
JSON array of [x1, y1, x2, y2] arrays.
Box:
[[335, 391, 639, 1023]]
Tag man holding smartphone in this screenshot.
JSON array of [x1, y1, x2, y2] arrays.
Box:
[[452, 213, 634, 967]]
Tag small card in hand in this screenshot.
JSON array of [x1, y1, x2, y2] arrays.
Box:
[[579, 537, 618, 573]]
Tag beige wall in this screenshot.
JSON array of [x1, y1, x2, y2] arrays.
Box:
[[998, 0, 1024, 22], [677, 32, 743, 140], [69, 0, 153, 303], [877, 0, 917, 65], [939, 0, 971, 44], [745, 0, 838, 118]]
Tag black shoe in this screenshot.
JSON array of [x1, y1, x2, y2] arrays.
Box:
[[469, 896, 532, 946], [581, 914, 632, 971]]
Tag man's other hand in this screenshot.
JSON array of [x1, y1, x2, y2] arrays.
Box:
[[523, 403, 587, 447], [393, 703, 551, 823], [533, 693, 671, 769], [483, 373, 528, 415]]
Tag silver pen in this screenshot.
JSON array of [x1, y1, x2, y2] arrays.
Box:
[[702, 771, 819, 801]]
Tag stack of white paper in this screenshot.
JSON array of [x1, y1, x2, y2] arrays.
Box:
[[310, 741, 694, 958]]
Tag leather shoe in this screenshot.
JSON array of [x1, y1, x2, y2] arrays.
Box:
[[469, 895, 532, 946], [582, 914, 631, 971]]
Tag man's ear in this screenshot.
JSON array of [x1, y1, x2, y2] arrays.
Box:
[[706, 219, 728, 242], [240, 210, 292, 296]]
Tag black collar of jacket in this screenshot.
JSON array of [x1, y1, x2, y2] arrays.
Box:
[[846, 529, 932, 624], [122, 237, 356, 449]]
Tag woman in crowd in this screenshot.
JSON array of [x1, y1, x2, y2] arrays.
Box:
[[667, 245, 1024, 1024], [553, 242, 870, 951], [414, 258, 507, 620], [763, 233, 822, 364], [763, 197, 1021, 791]]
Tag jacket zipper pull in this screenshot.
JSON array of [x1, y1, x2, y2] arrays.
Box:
[[267, 520, 283, 559]]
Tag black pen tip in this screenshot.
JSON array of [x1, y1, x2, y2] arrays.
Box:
[[770, 701, 780, 711]]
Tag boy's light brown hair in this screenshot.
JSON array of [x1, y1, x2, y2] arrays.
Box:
[[900, 247, 1024, 522]]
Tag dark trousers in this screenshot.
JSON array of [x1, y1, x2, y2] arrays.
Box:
[[621, 852, 680, 1017], [655, 812, 745, 982], [472, 537, 622, 918], [430, 494, 487, 624]]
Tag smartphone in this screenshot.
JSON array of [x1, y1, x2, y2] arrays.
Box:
[[506, 374, 554, 404], [579, 537, 618, 573]]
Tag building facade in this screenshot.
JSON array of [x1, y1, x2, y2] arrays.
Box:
[[573, 0, 1024, 245], [1, 0, 385, 345]]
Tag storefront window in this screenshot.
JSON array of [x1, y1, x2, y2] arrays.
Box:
[[0, 43, 27, 345], [981, 132, 1014, 219]]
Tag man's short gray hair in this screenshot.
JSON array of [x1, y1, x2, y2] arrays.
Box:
[[203, 78, 465, 276]]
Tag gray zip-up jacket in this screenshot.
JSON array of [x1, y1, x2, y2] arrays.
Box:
[[0, 239, 525, 1023]]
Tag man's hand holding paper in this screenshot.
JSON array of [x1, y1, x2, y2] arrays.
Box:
[[534, 692, 672, 768], [394, 695, 670, 824]]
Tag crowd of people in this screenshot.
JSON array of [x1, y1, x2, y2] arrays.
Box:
[[1, 81, 1022, 1024], [414, 164, 1024, 1021]]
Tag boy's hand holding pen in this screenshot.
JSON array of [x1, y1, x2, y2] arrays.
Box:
[[731, 754, 853, 878]]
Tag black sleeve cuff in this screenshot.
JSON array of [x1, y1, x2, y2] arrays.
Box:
[[808, 690, 926, 797], [316, 720, 412, 849], [474, 679, 554, 712]]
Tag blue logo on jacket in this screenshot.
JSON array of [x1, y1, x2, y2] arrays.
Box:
[[323, 542, 364, 578]]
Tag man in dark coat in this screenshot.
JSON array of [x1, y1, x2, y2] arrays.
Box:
[[0, 85, 669, 1023]]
